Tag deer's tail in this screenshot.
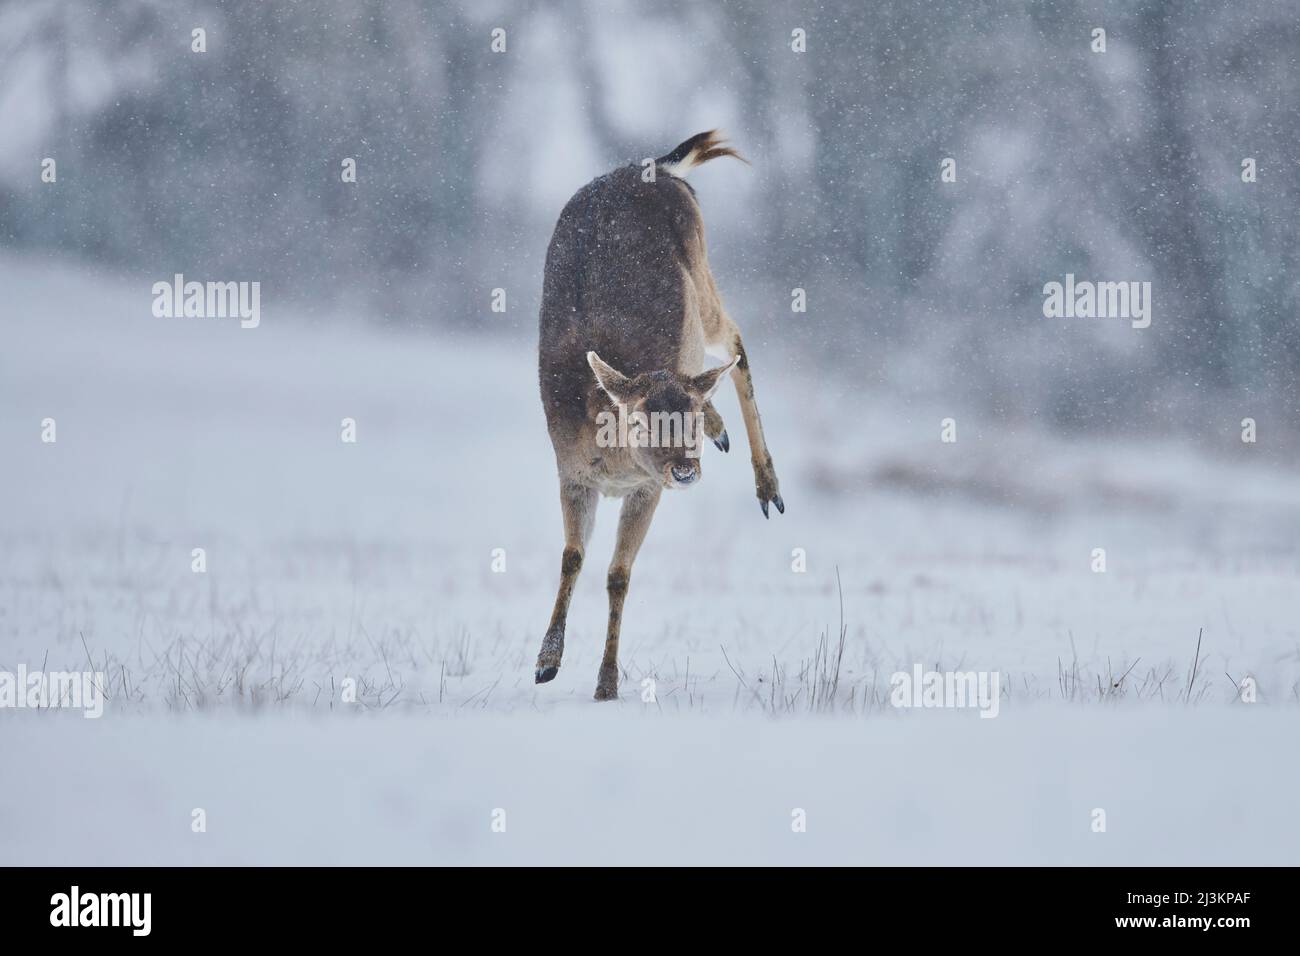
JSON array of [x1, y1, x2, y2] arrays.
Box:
[[656, 130, 749, 178]]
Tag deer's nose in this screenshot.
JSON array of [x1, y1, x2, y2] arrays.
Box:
[[671, 464, 697, 485]]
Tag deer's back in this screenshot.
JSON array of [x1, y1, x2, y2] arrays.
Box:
[[538, 165, 706, 442]]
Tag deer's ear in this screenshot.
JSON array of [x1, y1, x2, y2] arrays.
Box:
[[689, 356, 740, 402], [587, 351, 634, 404]]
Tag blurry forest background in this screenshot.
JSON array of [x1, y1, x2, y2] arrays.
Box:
[[1, 0, 1296, 437]]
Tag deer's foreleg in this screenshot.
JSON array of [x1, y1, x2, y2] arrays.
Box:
[[709, 317, 783, 518], [702, 400, 729, 452], [595, 484, 662, 701], [535, 480, 597, 684]]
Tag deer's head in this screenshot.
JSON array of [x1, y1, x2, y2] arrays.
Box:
[[587, 351, 737, 490]]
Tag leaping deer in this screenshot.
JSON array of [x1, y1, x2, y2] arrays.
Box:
[[535, 131, 783, 701]]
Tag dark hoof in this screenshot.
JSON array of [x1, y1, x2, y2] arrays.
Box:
[[773, 494, 784, 514], [713, 430, 730, 453], [760, 499, 769, 519], [535, 666, 559, 684]]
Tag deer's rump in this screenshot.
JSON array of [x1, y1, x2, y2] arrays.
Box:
[[538, 165, 705, 437]]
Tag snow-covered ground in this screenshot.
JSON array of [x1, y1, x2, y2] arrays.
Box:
[[2, 253, 1298, 864], [5, 708, 1297, 865]]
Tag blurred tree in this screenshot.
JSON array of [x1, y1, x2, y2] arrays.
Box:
[[0, 0, 1295, 416]]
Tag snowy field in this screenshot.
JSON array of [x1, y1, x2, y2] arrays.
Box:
[[2, 253, 1299, 865]]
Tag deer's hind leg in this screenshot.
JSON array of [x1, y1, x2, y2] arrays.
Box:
[[535, 479, 598, 684], [595, 483, 662, 701], [702, 309, 784, 518]]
